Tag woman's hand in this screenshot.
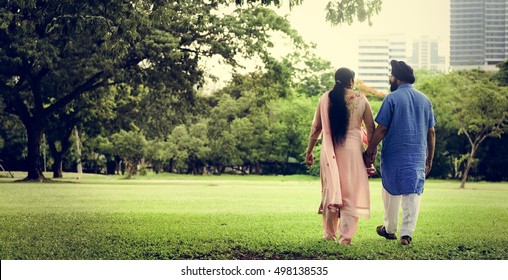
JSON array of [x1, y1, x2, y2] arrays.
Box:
[[305, 151, 314, 166], [366, 165, 377, 176]]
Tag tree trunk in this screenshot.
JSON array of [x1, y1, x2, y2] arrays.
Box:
[[75, 127, 83, 175], [168, 159, 174, 173], [114, 155, 121, 175], [460, 145, 478, 189], [121, 160, 126, 175], [192, 163, 197, 175], [25, 122, 45, 181], [126, 161, 138, 177], [48, 129, 73, 179], [449, 155, 456, 179], [48, 141, 63, 179], [93, 153, 100, 174], [106, 159, 116, 175], [255, 162, 261, 174], [52, 155, 63, 178]]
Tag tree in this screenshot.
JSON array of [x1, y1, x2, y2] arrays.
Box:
[[1, 1, 148, 180], [355, 79, 386, 101], [0, 102, 26, 172], [165, 122, 210, 174], [145, 139, 173, 174], [1, 0, 383, 180], [84, 135, 113, 175], [495, 59, 508, 86], [243, 0, 383, 25], [416, 70, 460, 179], [207, 94, 243, 174], [46, 112, 76, 179], [186, 121, 211, 174], [109, 128, 147, 178], [266, 95, 314, 174], [324, 0, 382, 26], [0, 1, 303, 180], [206, 54, 298, 174], [476, 136, 508, 181], [290, 52, 335, 97], [428, 71, 508, 188]]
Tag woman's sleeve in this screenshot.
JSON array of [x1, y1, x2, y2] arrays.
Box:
[[362, 96, 375, 143], [309, 100, 323, 141]]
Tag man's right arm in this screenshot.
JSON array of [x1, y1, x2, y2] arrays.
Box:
[[363, 124, 388, 166]]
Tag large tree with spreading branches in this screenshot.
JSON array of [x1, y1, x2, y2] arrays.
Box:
[[0, 0, 382, 181]]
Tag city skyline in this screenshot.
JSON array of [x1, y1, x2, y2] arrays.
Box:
[[286, 0, 450, 70]]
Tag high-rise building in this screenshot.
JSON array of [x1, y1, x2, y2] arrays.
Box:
[[358, 35, 407, 93], [450, 0, 508, 70], [409, 37, 447, 72]]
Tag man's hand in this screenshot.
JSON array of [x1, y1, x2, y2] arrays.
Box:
[[425, 158, 433, 176], [363, 148, 376, 167]]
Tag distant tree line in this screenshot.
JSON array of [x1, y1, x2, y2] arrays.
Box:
[[1, 0, 507, 186], [2, 59, 507, 184]]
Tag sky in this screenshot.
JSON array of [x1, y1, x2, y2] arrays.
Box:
[[202, 0, 451, 93], [283, 0, 450, 70]]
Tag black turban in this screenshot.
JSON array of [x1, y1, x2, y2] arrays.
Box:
[[390, 60, 415, 84]]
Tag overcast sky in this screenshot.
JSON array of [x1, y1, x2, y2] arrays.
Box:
[[283, 0, 450, 70], [202, 0, 450, 92]]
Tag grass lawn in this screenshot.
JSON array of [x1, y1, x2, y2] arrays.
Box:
[[0, 172, 507, 260]]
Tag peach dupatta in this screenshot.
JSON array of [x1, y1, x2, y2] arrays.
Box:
[[310, 90, 374, 240], [317, 95, 343, 214]]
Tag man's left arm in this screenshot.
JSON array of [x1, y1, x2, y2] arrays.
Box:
[[426, 127, 436, 176]]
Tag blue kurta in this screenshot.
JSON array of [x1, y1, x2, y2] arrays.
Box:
[[375, 84, 437, 195]]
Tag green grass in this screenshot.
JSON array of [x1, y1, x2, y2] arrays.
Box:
[[0, 173, 507, 260]]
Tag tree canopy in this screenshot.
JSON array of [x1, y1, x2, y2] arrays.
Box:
[[0, 0, 303, 180], [1, 0, 387, 180], [418, 69, 508, 187]]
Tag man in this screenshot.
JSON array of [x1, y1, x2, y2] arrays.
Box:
[[364, 60, 436, 245]]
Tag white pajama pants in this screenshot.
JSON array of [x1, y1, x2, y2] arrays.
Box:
[[382, 187, 422, 237]]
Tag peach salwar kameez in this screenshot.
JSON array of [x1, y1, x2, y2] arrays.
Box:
[[309, 90, 374, 244]]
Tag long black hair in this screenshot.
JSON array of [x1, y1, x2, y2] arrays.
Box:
[[329, 67, 355, 145]]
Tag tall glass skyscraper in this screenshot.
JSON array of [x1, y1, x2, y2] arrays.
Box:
[[450, 0, 508, 69]]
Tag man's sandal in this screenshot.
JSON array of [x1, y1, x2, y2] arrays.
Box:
[[400, 235, 412, 245]]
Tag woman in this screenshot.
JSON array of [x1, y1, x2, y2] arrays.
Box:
[[305, 67, 376, 244]]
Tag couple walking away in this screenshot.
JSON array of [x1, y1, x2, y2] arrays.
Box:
[[305, 60, 436, 245]]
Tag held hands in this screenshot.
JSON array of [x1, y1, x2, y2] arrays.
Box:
[[363, 148, 377, 167], [366, 165, 377, 176]]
